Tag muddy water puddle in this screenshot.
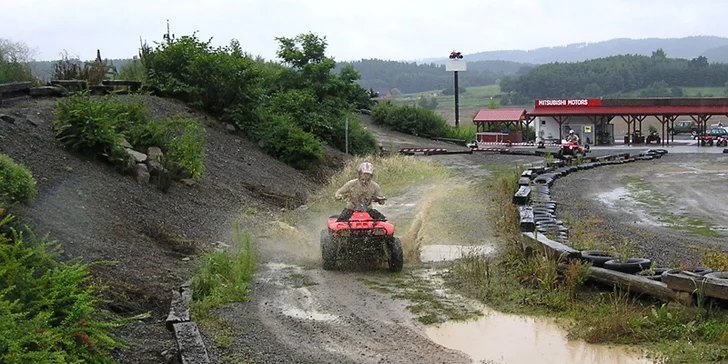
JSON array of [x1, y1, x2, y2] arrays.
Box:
[[426, 308, 652, 364], [420, 244, 495, 262]]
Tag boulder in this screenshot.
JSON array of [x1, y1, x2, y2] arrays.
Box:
[[121, 138, 133, 149], [147, 146, 164, 162], [134, 163, 150, 183], [25, 115, 43, 126], [125, 148, 147, 163]]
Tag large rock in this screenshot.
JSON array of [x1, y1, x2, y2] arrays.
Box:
[[134, 163, 150, 183], [147, 146, 164, 162], [125, 148, 148, 163]]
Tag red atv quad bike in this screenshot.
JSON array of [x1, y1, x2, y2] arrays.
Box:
[[557, 139, 589, 158], [321, 199, 403, 272]]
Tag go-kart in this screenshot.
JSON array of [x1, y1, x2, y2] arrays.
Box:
[[321, 198, 403, 272], [557, 139, 589, 158]]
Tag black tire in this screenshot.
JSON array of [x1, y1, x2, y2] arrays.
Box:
[[637, 267, 670, 279], [580, 250, 615, 267], [603, 258, 652, 274], [321, 229, 337, 270], [388, 237, 403, 273], [689, 267, 714, 276]]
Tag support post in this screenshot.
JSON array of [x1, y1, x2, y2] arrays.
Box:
[[454, 71, 460, 128], [345, 116, 349, 154]]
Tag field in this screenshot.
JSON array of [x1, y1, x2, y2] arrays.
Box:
[[392, 85, 525, 125]]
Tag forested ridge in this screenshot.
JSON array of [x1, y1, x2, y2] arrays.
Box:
[[498, 49, 728, 104]]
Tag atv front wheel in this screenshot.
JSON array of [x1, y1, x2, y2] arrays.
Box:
[[388, 237, 403, 273], [321, 229, 337, 270]]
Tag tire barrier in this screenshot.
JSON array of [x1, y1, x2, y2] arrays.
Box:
[[512, 149, 728, 304]]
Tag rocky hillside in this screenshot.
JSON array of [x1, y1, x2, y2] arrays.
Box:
[[0, 95, 349, 362]]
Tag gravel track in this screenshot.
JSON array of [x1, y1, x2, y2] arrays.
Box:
[[551, 152, 728, 268]]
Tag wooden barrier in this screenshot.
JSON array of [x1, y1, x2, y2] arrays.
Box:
[[0, 81, 32, 105], [512, 185, 531, 205], [518, 206, 535, 232]]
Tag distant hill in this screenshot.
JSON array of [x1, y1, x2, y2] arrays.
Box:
[[422, 36, 728, 64]]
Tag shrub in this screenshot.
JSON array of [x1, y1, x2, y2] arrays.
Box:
[[258, 115, 323, 170], [53, 91, 146, 166], [125, 116, 207, 179], [329, 115, 379, 156], [142, 32, 379, 169], [0, 211, 144, 363], [371, 101, 448, 137], [0, 154, 37, 204], [54, 92, 207, 180]]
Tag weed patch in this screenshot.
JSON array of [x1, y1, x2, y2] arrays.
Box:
[[190, 223, 256, 315]]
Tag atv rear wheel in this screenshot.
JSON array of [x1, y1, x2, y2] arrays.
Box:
[[321, 229, 337, 270], [388, 237, 403, 273]]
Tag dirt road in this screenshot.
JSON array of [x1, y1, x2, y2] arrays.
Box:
[[205, 119, 670, 364]]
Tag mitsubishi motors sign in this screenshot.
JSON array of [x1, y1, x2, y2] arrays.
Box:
[[534, 99, 602, 107]]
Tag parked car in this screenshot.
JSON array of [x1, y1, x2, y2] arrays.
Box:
[[668, 120, 699, 137]]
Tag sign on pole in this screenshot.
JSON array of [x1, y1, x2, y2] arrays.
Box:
[[445, 59, 467, 72]]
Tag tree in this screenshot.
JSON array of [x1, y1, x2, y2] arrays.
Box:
[[0, 38, 35, 83]]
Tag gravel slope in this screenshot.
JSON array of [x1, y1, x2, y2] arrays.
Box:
[[0, 96, 346, 363]]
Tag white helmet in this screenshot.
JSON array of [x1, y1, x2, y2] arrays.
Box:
[[358, 162, 374, 175], [569, 129, 575, 134]]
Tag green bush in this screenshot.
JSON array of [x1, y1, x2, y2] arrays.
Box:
[[371, 101, 448, 137], [0, 154, 37, 204], [142, 32, 380, 169], [258, 115, 323, 170], [329, 115, 379, 156], [0, 211, 144, 363], [125, 116, 207, 179], [54, 92, 207, 180]]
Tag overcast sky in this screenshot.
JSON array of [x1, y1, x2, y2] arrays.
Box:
[[2, 0, 727, 62]]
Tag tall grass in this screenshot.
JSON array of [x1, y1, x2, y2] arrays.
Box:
[[190, 223, 256, 315]]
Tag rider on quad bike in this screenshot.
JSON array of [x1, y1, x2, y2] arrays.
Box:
[[334, 162, 387, 222], [323, 161, 403, 272], [566, 129, 580, 144]]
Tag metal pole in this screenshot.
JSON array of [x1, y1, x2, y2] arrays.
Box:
[[345, 117, 349, 154], [454, 71, 460, 128]]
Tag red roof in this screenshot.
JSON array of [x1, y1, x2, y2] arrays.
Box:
[[473, 108, 526, 122], [527, 105, 728, 116]]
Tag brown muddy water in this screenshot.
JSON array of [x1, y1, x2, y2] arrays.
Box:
[[425, 307, 652, 364]]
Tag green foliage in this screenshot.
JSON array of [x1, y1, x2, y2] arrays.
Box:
[[417, 96, 438, 110], [0, 38, 34, 83], [115, 59, 145, 82], [190, 224, 256, 313], [371, 101, 448, 137], [53, 91, 207, 180], [511, 51, 728, 100], [141, 31, 379, 168], [0, 211, 143, 363], [257, 115, 324, 170], [336, 58, 522, 94], [441, 86, 467, 96], [0, 154, 37, 204]]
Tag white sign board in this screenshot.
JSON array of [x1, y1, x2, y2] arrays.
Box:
[[445, 59, 467, 72]]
